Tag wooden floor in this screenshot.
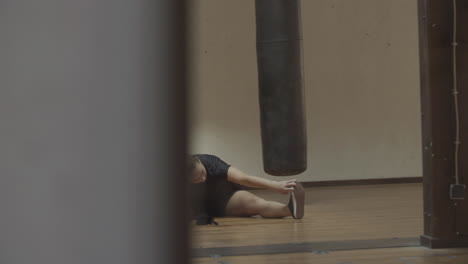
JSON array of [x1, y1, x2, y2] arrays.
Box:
[[192, 184, 424, 248], [191, 183, 468, 263]]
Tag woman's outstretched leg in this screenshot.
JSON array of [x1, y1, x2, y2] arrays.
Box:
[[224, 190, 291, 218]]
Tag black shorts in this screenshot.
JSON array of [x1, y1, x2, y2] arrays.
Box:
[[206, 182, 243, 217]]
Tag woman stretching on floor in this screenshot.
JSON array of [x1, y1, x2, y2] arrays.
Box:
[[188, 154, 305, 221]]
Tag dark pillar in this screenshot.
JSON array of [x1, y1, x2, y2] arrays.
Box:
[[418, 0, 468, 248]]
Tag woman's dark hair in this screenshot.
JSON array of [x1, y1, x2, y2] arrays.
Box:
[[187, 155, 200, 175]]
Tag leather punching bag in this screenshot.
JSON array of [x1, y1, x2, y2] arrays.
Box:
[[255, 0, 307, 176]]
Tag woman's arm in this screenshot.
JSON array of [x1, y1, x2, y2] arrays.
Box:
[[227, 166, 296, 194]]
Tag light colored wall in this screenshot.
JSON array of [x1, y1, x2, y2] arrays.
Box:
[[188, 0, 422, 182]]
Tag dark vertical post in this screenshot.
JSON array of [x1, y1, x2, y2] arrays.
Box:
[[169, 0, 190, 263], [453, 0, 468, 241], [0, 0, 188, 263], [255, 0, 307, 176], [418, 0, 468, 248]]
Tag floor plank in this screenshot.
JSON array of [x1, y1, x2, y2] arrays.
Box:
[[193, 237, 420, 257], [192, 247, 468, 264]]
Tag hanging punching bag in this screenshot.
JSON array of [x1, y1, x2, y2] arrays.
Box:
[[255, 0, 307, 176]]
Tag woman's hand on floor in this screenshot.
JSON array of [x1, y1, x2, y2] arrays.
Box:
[[274, 179, 297, 194]]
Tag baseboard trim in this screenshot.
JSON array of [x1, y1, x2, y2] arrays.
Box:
[[300, 177, 422, 188], [243, 177, 422, 190]]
